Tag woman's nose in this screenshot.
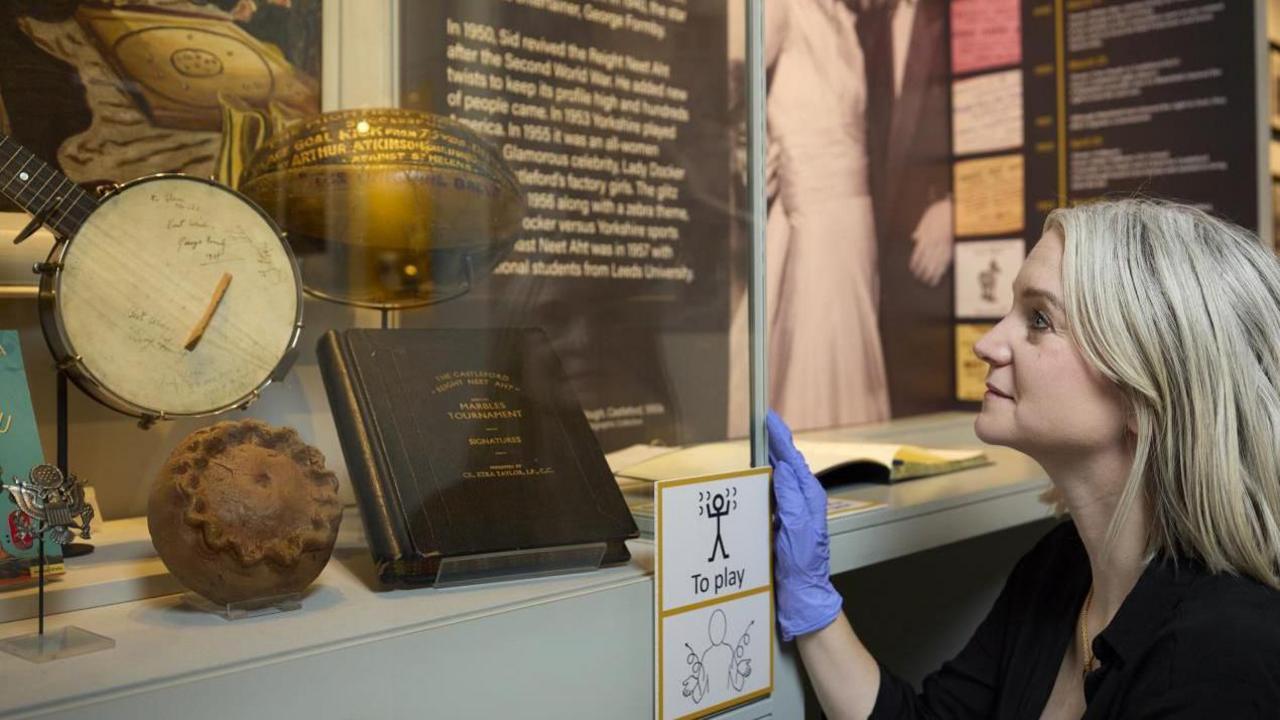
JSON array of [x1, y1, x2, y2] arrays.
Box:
[[973, 321, 1012, 366]]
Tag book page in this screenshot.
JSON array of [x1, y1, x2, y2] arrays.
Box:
[[793, 441, 900, 473], [605, 443, 679, 473], [614, 439, 749, 481]]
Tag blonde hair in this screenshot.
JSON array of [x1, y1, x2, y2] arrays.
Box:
[[1046, 199, 1280, 588]]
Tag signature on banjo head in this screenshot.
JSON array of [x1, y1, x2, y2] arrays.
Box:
[[149, 190, 202, 213], [0, 133, 303, 424]]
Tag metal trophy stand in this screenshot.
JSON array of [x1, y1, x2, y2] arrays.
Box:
[[0, 373, 114, 662], [380, 306, 400, 330]]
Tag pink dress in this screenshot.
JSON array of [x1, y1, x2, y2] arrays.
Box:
[[765, 0, 890, 430]]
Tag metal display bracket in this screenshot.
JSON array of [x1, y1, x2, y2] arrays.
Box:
[[0, 372, 114, 663]]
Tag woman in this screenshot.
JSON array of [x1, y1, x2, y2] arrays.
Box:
[[770, 199, 1280, 718], [764, 0, 890, 430]]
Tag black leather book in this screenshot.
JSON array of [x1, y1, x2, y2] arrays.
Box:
[[318, 328, 638, 587]]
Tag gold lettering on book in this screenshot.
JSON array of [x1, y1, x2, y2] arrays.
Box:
[[462, 465, 555, 479], [447, 399, 526, 421], [431, 370, 522, 395], [468, 435, 523, 446]]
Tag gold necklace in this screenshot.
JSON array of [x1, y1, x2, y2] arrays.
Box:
[[1079, 585, 1095, 677]]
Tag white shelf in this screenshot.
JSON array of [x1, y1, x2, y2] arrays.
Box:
[[0, 412, 1052, 720], [0, 516, 179, 625]]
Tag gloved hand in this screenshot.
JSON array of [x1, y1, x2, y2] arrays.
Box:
[[768, 410, 843, 641]]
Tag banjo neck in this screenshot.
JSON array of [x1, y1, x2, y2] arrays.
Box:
[[0, 133, 99, 240]]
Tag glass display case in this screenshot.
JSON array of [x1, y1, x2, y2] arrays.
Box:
[[7, 0, 1256, 713], [0, 0, 764, 507], [0, 0, 768, 714]]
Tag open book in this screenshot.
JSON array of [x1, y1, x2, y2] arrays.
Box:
[[612, 439, 990, 486]]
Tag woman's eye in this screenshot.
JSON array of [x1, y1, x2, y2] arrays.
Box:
[[1030, 311, 1051, 331]]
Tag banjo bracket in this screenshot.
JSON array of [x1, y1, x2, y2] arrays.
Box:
[[237, 389, 262, 411], [272, 339, 303, 382], [33, 262, 63, 276]]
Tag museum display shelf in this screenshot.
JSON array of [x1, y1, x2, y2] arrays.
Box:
[[0, 412, 1050, 720], [0, 515, 178, 625]]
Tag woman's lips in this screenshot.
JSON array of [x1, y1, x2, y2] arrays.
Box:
[[985, 383, 1013, 400]]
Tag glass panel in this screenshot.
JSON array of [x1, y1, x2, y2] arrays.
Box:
[[395, 0, 758, 481], [0, 0, 761, 593]]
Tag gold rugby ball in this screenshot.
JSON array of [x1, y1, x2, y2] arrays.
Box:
[[239, 109, 525, 253]]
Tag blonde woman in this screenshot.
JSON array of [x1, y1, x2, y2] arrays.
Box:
[[769, 199, 1280, 718]]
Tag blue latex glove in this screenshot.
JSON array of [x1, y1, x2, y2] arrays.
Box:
[[768, 410, 843, 641]]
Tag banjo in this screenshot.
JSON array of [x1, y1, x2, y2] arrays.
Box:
[[0, 134, 303, 425]]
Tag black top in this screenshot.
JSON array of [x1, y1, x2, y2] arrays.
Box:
[[871, 520, 1280, 718]]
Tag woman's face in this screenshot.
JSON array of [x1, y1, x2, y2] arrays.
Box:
[[973, 230, 1129, 458]]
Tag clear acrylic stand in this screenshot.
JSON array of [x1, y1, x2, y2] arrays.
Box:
[[0, 626, 115, 663], [435, 541, 608, 588], [182, 591, 303, 621]]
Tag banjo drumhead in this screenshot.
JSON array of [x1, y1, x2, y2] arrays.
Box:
[[58, 176, 299, 416]]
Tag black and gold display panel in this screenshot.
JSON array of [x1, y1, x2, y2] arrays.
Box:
[[398, 1, 732, 451]]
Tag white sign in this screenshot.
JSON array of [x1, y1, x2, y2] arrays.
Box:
[[655, 468, 773, 720]]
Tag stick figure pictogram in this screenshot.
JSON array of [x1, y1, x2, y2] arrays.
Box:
[[700, 487, 738, 562]]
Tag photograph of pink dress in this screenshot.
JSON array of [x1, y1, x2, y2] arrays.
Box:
[[765, 0, 890, 430]]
